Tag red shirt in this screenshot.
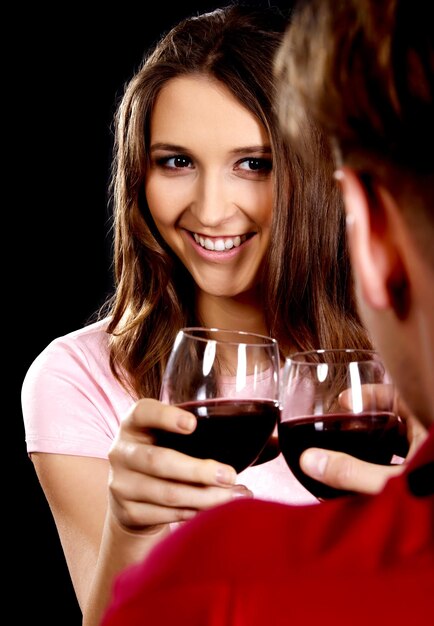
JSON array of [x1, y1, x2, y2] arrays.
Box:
[[101, 427, 434, 626]]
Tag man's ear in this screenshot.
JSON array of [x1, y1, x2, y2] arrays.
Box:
[[336, 167, 409, 316]]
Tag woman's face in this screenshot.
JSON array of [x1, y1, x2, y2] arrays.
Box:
[[146, 75, 273, 298]]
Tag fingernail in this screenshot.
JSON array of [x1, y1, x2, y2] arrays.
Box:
[[301, 450, 328, 478], [216, 467, 237, 485], [176, 414, 196, 431], [231, 486, 253, 499]]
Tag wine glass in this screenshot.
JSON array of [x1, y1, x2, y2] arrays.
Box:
[[279, 349, 408, 500], [157, 327, 281, 473]]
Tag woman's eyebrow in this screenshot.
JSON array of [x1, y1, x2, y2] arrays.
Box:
[[149, 143, 186, 152], [229, 146, 272, 155], [150, 143, 272, 154]]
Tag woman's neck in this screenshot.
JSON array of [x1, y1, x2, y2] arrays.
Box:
[[196, 289, 268, 336]]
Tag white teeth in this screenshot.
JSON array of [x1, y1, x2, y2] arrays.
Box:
[[193, 233, 247, 251]]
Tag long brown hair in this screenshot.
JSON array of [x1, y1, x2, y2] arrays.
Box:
[[102, 3, 371, 400]]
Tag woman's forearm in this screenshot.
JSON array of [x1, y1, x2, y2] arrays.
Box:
[[82, 513, 170, 626]]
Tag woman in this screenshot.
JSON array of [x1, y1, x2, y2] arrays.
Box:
[[21, 5, 371, 625]]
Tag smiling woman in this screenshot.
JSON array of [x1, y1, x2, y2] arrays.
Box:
[[146, 75, 273, 302], [20, 4, 372, 626]]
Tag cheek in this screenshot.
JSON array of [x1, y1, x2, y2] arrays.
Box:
[[145, 175, 187, 227], [240, 182, 273, 227]]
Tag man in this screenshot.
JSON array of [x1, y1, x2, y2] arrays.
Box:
[[101, 2, 433, 623]]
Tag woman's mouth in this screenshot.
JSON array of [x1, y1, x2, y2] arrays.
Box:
[[192, 232, 250, 251]]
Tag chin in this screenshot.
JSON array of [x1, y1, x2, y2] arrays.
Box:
[[203, 288, 247, 298], [196, 276, 257, 299]]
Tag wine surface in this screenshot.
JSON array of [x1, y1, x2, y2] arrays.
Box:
[[278, 411, 405, 500], [155, 398, 279, 473]]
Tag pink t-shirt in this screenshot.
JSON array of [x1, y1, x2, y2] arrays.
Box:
[[21, 319, 316, 505]]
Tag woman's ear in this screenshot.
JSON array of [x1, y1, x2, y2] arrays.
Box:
[[335, 167, 409, 317]]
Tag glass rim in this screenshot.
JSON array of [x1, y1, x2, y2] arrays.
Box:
[[287, 348, 380, 365], [179, 326, 279, 347]]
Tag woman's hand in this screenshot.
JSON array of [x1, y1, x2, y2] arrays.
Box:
[[107, 398, 252, 533]]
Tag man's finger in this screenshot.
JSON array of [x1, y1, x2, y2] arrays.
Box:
[[300, 448, 404, 495]]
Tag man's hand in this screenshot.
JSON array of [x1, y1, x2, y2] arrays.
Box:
[[299, 415, 427, 495]]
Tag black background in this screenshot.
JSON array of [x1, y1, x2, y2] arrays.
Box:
[[12, 2, 290, 623]]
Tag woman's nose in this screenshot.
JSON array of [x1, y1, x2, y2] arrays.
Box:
[[189, 173, 238, 227]]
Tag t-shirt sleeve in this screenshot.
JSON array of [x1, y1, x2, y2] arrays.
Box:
[[21, 337, 123, 458]]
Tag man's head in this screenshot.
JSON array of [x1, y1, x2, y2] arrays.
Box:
[[275, 0, 434, 427]]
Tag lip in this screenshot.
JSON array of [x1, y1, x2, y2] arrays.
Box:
[[182, 229, 255, 261]]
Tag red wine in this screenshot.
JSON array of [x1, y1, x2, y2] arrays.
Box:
[[154, 399, 279, 473], [278, 412, 407, 500]]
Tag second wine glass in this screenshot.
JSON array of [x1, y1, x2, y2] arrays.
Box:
[[279, 349, 408, 500], [157, 327, 281, 473]]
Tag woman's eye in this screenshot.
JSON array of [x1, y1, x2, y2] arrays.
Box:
[[157, 155, 193, 169], [237, 158, 272, 173]]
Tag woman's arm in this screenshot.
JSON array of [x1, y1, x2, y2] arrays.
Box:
[[32, 398, 250, 626]]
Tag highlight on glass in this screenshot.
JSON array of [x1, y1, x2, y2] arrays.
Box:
[[279, 349, 408, 500]]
